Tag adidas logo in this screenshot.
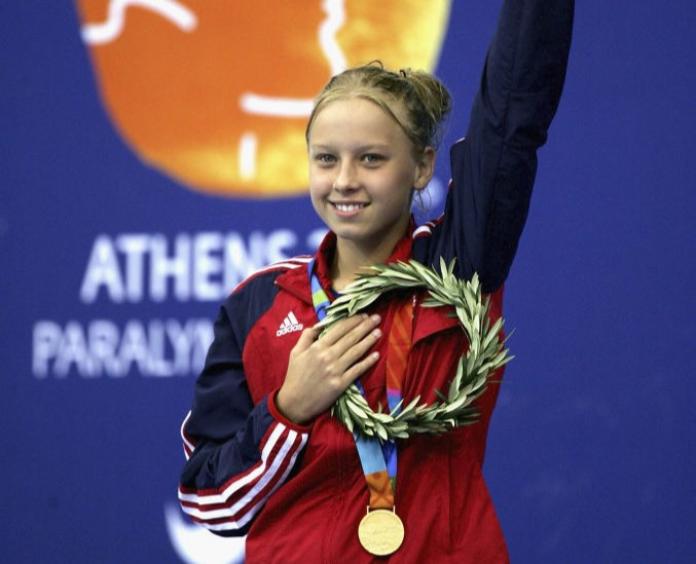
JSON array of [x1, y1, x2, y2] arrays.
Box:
[[276, 312, 304, 337]]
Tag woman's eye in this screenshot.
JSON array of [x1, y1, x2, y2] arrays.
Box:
[[314, 153, 336, 165], [362, 153, 385, 164]]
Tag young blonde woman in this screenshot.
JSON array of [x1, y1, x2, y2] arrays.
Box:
[[178, 1, 574, 561]]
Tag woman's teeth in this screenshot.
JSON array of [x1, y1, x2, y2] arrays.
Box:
[[334, 203, 366, 212]]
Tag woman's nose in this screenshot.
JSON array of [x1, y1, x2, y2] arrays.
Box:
[[333, 160, 359, 191]]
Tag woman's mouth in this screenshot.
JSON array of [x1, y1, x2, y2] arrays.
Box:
[[330, 202, 368, 216]]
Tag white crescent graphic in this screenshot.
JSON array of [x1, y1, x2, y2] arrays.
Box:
[[164, 503, 244, 564]]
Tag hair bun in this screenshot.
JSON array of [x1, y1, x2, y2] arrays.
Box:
[[399, 68, 452, 146]]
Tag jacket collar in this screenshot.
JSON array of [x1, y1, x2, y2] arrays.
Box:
[[275, 219, 416, 305]]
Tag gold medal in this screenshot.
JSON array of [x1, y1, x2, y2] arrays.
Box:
[[357, 507, 405, 556]]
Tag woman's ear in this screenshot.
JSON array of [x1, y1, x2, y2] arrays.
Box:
[[413, 147, 436, 191]]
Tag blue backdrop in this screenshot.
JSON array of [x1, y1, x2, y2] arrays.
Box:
[[2, 1, 695, 562]]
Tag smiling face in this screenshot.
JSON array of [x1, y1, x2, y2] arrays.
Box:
[[308, 97, 434, 264]]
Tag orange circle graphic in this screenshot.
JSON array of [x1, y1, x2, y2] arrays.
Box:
[[76, 0, 451, 197]]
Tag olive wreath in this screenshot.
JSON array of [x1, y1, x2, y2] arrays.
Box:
[[316, 258, 512, 441]]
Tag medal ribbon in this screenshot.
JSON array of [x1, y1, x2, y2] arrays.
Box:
[[308, 259, 413, 510]]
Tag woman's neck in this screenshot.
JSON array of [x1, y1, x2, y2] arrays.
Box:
[[330, 231, 405, 292]]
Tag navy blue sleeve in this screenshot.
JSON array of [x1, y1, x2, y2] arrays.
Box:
[[178, 295, 309, 536], [425, 0, 574, 292]]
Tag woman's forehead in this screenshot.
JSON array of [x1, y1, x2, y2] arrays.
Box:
[[309, 96, 411, 143], [318, 92, 406, 119], [310, 100, 410, 146]]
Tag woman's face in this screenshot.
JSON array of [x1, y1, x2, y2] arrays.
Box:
[[307, 97, 434, 257]]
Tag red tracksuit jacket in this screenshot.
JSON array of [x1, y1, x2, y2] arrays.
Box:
[[179, 1, 574, 561]]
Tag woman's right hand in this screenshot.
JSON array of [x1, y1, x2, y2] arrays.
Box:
[[276, 314, 382, 424]]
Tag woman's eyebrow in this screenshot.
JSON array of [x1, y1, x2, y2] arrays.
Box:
[[309, 143, 391, 152]]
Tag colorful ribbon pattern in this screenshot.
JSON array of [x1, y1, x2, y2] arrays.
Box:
[[307, 259, 413, 509]]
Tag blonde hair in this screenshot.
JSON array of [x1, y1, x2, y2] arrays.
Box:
[[306, 61, 452, 154]]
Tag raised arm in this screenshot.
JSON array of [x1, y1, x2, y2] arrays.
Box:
[[424, 0, 574, 291], [178, 302, 309, 536]]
